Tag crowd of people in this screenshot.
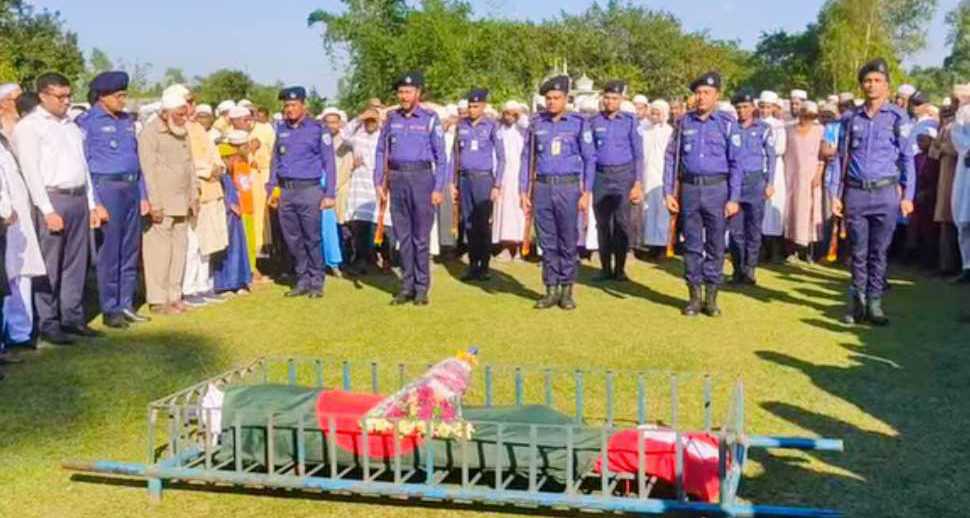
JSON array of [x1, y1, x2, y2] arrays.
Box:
[[0, 59, 967, 380]]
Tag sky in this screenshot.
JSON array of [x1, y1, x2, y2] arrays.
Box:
[[31, 0, 961, 96]]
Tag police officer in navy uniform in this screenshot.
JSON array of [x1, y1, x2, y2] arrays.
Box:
[[266, 86, 336, 299], [374, 71, 448, 306], [77, 71, 151, 328], [520, 75, 596, 310], [663, 71, 742, 317], [832, 58, 915, 326], [589, 80, 644, 282], [452, 88, 505, 282], [728, 90, 775, 285]]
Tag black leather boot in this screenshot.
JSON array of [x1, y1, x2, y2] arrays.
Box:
[[866, 297, 889, 326], [841, 293, 866, 325], [702, 284, 721, 317], [682, 285, 703, 317], [534, 285, 561, 309], [558, 284, 576, 310]]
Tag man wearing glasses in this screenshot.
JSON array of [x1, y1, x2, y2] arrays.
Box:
[[12, 72, 103, 345]]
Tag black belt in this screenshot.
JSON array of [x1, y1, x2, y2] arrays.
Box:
[[744, 170, 766, 179], [596, 163, 634, 175], [92, 172, 139, 184], [390, 161, 433, 173], [460, 169, 492, 179], [681, 174, 728, 186], [846, 176, 898, 191], [279, 178, 321, 189], [46, 186, 86, 196], [536, 174, 581, 185]]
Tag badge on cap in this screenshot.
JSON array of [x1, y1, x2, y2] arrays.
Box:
[[707, 77, 715, 86], [405, 76, 412, 85]]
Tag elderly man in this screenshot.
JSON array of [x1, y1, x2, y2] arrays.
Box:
[[13, 73, 102, 345], [139, 92, 199, 314], [342, 108, 385, 274], [76, 71, 150, 328], [789, 90, 807, 122], [0, 83, 22, 140], [249, 105, 276, 272], [266, 86, 336, 298], [492, 101, 528, 260]]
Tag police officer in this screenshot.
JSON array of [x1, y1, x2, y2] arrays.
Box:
[[590, 80, 644, 282], [452, 88, 504, 282], [832, 58, 915, 326], [520, 75, 595, 310], [374, 71, 448, 306], [266, 86, 336, 299], [663, 71, 741, 317], [728, 90, 775, 285], [77, 71, 150, 329]]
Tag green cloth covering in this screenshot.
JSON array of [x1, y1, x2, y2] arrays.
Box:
[[216, 384, 604, 483]]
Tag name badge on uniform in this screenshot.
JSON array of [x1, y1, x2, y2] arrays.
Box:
[[109, 139, 119, 149], [470, 139, 479, 152], [551, 137, 562, 157]]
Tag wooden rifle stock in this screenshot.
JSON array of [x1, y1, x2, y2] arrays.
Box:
[[826, 120, 852, 263], [521, 122, 538, 256], [374, 125, 391, 246], [665, 119, 684, 258]]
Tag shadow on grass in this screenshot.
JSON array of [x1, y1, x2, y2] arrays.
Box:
[[574, 264, 684, 310], [441, 259, 543, 301], [0, 329, 225, 454]]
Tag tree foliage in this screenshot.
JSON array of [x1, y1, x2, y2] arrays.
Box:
[[0, 0, 84, 87], [945, 0, 970, 81]]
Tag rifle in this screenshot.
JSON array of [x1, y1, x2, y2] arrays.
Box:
[[665, 118, 683, 258], [521, 120, 538, 257], [826, 121, 850, 263], [451, 125, 461, 239], [374, 123, 391, 246]]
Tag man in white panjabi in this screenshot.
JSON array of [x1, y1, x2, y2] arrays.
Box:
[[492, 101, 528, 261], [641, 99, 673, 253], [949, 100, 970, 283], [759, 91, 787, 261]]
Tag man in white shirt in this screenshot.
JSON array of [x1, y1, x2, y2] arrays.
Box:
[[12, 73, 104, 345]]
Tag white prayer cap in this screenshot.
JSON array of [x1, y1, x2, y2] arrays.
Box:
[[272, 112, 283, 121], [338, 110, 348, 122], [790, 89, 808, 100], [926, 126, 939, 138], [651, 99, 670, 119], [853, 99, 864, 107], [226, 129, 249, 146], [838, 92, 855, 103], [163, 83, 191, 101], [502, 100, 520, 113], [195, 104, 213, 116], [228, 105, 251, 119], [320, 107, 341, 119], [820, 102, 838, 115], [953, 83, 970, 103], [216, 100, 236, 114], [620, 100, 636, 114], [802, 101, 819, 114], [161, 92, 187, 111], [445, 104, 459, 118], [0, 83, 20, 101], [238, 99, 254, 108], [457, 99, 469, 110], [897, 84, 916, 97], [633, 94, 648, 105], [826, 94, 839, 105], [943, 97, 953, 107], [759, 90, 779, 105]]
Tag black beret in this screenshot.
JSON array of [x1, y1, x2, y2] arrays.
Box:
[[539, 75, 570, 96], [394, 71, 424, 90], [731, 90, 755, 105], [466, 88, 488, 103], [689, 71, 721, 92], [857, 58, 889, 84], [909, 89, 928, 107], [88, 71, 129, 104], [278, 86, 307, 101], [603, 80, 626, 95]]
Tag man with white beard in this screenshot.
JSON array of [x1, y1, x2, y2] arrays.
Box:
[[640, 99, 673, 255], [759, 91, 787, 262], [492, 101, 528, 260]]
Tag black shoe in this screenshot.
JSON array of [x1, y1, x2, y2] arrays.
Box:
[[867, 298, 889, 326], [742, 272, 757, 286], [727, 272, 745, 285], [702, 285, 721, 317], [592, 269, 614, 282], [5, 338, 36, 350], [682, 285, 703, 317], [842, 294, 866, 325], [40, 331, 76, 346], [613, 270, 628, 282], [559, 284, 577, 310], [102, 313, 130, 329], [460, 268, 480, 282], [121, 309, 151, 323], [534, 285, 561, 309], [307, 289, 324, 299], [62, 325, 104, 338], [413, 291, 429, 306], [391, 291, 415, 305], [284, 287, 310, 298]]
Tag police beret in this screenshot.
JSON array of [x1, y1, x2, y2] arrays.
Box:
[[394, 71, 424, 90], [88, 71, 128, 104], [858, 58, 889, 84], [731, 90, 755, 105], [466, 88, 488, 103], [689, 71, 721, 92], [539, 75, 570, 95], [603, 80, 626, 95], [278, 86, 307, 101]]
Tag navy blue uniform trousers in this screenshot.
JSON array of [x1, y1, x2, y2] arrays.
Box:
[[728, 172, 766, 277], [460, 172, 494, 271], [681, 179, 729, 287], [534, 177, 581, 286], [389, 169, 435, 294], [845, 184, 898, 299], [94, 176, 141, 315], [279, 184, 325, 291]]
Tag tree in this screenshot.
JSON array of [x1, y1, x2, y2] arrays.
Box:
[[194, 69, 254, 105], [0, 0, 84, 87], [745, 28, 820, 95], [945, 0, 970, 81]]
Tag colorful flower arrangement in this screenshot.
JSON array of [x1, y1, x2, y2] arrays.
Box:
[[363, 348, 478, 440]]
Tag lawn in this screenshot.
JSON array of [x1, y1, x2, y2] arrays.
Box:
[[0, 255, 966, 517]]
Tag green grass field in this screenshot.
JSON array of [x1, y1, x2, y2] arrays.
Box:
[[0, 256, 967, 517]]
